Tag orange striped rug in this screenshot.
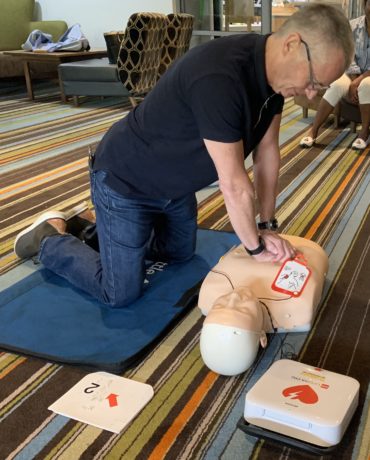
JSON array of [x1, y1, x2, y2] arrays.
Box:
[[0, 85, 369, 460]]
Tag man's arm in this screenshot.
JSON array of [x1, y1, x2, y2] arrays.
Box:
[[252, 114, 295, 259], [204, 118, 294, 262], [253, 114, 281, 222], [204, 137, 261, 252]]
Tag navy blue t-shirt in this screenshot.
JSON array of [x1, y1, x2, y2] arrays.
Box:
[[94, 33, 284, 199]]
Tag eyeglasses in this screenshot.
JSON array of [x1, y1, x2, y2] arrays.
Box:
[[301, 39, 330, 91]]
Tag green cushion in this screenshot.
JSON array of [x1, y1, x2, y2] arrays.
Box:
[[0, 0, 34, 50], [29, 20, 68, 42], [0, 0, 67, 51]]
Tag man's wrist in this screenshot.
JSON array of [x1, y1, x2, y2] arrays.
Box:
[[244, 236, 265, 256], [258, 218, 278, 231]]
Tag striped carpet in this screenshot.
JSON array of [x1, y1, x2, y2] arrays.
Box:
[[0, 84, 369, 460]]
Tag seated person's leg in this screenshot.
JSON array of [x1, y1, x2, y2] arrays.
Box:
[[300, 74, 350, 147], [151, 193, 197, 263], [356, 76, 370, 143]]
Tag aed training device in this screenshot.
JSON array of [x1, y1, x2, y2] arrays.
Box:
[[239, 360, 359, 453]]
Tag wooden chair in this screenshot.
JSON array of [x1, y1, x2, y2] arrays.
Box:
[[337, 97, 361, 133], [294, 94, 361, 132], [294, 93, 325, 119], [294, 93, 341, 128]]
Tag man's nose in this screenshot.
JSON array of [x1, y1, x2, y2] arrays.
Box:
[[305, 87, 319, 100]]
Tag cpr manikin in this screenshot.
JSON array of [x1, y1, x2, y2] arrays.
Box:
[[198, 235, 328, 376]]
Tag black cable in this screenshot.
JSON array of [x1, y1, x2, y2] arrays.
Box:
[[210, 269, 235, 289]]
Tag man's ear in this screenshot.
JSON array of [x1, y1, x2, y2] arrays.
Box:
[[282, 32, 301, 57]]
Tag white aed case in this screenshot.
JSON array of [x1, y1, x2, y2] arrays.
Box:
[[244, 360, 359, 447]]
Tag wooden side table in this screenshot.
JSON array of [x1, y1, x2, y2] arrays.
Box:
[[4, 49, 107, 101]]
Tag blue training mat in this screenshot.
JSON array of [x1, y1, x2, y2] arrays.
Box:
[[0, 229, 239, 373]]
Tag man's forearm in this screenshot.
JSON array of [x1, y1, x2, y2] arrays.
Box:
[[253, 146, 280, 222], [220, 175, 260, 251]]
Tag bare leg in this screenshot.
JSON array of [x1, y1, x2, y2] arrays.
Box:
[[358, 103, 370, 141], [307, 98, 336, 139]]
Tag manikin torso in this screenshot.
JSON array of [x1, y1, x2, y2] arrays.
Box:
[[198, 235, 328, 376]]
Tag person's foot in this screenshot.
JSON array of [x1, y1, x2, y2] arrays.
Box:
[[65, 203, 96, 239], [14, 211, 66, 259]]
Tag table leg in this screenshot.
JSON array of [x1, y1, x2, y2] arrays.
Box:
[[23, 61, 34, 100], [58, 66, 68, 103]]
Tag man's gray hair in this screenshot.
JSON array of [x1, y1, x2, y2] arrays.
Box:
[[275, 4, 354, 69]]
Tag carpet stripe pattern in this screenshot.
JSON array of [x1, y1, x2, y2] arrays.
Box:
[[0, 87, 369, 459]]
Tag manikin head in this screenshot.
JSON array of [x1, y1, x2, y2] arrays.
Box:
[[200, 287, 272, 376]]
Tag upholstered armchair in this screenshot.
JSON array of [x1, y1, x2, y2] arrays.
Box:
[[58, 12, 194, 107], [58, 12, 168, 106], [116, 12, 168, 106], [158, 13, 194, 77]]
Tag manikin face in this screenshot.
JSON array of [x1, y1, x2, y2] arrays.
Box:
[[200, 287, 270, 376], [204, 286, 272, 335]]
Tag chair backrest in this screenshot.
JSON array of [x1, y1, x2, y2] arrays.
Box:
[[117, 12, 168, 96], [158, 13, 194, 77], [104, 31, 124, 64]]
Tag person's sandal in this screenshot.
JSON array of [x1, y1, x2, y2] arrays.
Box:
[[299, 136, 315, 148], [351, 137, 368, 151]]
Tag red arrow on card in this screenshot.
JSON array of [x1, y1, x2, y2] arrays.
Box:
[[106, 393, 119, 407]]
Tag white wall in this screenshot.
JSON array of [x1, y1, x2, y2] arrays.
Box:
[[36, 0, 174, 48]]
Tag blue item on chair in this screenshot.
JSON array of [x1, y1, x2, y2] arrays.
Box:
[[0, 229, 239, 373]]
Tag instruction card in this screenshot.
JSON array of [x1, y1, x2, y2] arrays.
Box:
[[48, 372, 154, 433]]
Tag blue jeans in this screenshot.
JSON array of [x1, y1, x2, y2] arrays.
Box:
[[39, 170, 197, 307]]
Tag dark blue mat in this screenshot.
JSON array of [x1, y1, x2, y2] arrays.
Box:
[[0, 229, 239, 373]]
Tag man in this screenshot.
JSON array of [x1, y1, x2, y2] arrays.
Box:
[[14, 4, 353, 307]]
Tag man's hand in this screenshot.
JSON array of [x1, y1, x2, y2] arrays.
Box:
[[253, 232, 296, 262]]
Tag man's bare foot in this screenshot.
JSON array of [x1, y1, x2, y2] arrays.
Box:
[[47, 218, 67, 234], [77, 208, 96, 223]]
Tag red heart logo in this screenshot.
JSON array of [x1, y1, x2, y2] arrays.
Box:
[[282, 385, 319, 404]]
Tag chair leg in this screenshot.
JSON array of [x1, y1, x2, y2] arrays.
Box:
[[350, 121, 357, 133], [129, 96, 138, 108], [333, 104, 340, 129], [73, 96, 79, 107], [303, 107, 308, 118]]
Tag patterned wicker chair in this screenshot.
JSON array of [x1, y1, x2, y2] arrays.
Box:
[[158, 13, 194, 78], [58, 12, 168, 107], [117, 12, 168, 106]]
